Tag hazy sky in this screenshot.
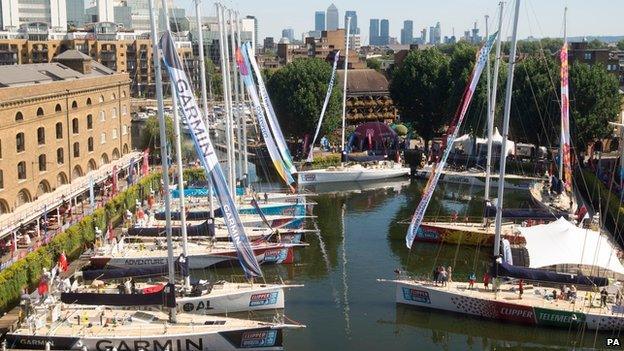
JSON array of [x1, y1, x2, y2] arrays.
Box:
[[180, 0, 623, 44]]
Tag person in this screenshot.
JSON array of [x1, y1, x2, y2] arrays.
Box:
[[518, 280, 524, 300], [552, 289, 558, 300], [468, 272, 476, 290], [569, 285, 577, 300], [601, 288, 608, 308], [561, 285, 567, 300], [616, 290, 622, 306], [483, 272, 491, 290], [447, 266, 453, 283], [439, 267, 447, 287]]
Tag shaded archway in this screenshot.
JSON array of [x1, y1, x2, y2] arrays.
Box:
[[36, 180, 51, 197], [87, 158, 97, 172], [0, 199, 9, 214], [16, 188, 32, 207], [72, 165, 83, 179], [101, 153, 110, 165], [122, 143, 129, 154], [57, 172, 68, 187], [112, 148, 120, 160]]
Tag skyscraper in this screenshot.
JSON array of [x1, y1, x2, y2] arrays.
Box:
[[380, 19, 389, 45], [1, 0, 67, 30], [420, 28, 427, 44], [66, 0, 85, 27], [281, 28, 294, 42], [369, 18, 379, 45], [97, 0, 114, 23], [344, 10, 358, 34], [401, 20, 413, 45], [433, 22, 441, 44], [314, 11, 325, 32], [246, 15, 259, 50], [326, 3, 338, 31]]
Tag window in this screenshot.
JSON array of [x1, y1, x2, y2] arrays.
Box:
[[37, 127, 45, 145], [86, 98, 92, 105], [17, 161, 26, 180], [16, 132, 25, 152], [112, 128, 118, 140], [88, 137, 94, 152], [38, 154, 46, 172], [112, 107, 117, 118], [15, 111, 23, 121], [36, 107, 44, 116], [122, 105, 128, 116], [584, 52, 592, 60], [100, 132, 106, 144], [122, 125, 128, 135], [99, 95, 104, 103], [71, 101, 78, 109], [56, 148, 64, 164], [0, 170, 3, 189], [72, 118, 79, 134], [55, 122, 63, 139], [73, 142, 80, 157], [87, 114, 93, 129], [55, 104, 62, 112], [100, 110, 105, 122]]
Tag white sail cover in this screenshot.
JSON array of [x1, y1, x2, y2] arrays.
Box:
[[520, 218, 624, 275]]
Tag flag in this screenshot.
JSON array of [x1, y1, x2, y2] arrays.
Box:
[[37, 278, 48, 296], [111, 165, 118, 195], [127, 158, 135, 185], [88, 176, 95, 208], [560, 41, 572, 192], [141, 149, 149, 176], [307, 50, 340, 162], [406, 32, 498, 249], [58, 252, 68, 272], [160, 31, 263, 278]]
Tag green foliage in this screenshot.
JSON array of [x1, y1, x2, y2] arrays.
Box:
[[266, 58, 343, 138], [569, 62, 621, 150], [393, 124, 408, 136], [205, 58, 222, 98], [617, 40, 624, 51], [389, 48, 450, 149], [141, 116, 174, 156], [310, 154, 341, 169], [586, 39, 608, 49], [577, 169, 624, 239], [366, 58, 381, 70], [0, 172, 161, 313]]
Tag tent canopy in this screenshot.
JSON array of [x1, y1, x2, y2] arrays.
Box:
[[519, 217, 624, 275], [452, 128, 515, 156], [350, 122, 398, 151]]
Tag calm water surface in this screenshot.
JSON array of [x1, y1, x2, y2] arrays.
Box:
[[195, 178, 613, 350]]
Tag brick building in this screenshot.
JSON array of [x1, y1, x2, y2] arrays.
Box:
[[277, 29, 364, 68], [0, 50, 131, 214], [337, 69, 398, 124]]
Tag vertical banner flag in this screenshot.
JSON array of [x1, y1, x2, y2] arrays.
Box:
[[127, 158, 135, 185], [160, 31, 262, 277], [560, 41, 572, 192], [238, 43, 296, 189], [111, 165, 118, 195], [406, 32, 498, 249], [244, 44, 297, 175], [141, 149, 149, 176], [307, 50, 340, 162]]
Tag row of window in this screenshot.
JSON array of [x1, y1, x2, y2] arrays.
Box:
[[14, 94, 128, 122], [12, 123, 128, 153]]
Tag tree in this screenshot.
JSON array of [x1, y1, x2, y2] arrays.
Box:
[[266, 58, 342, 138], [569, 62, 621, 150], [366, 58, 381, 70], [617, 39, 624, 51], [586, 39, 607, 49], [204, 58, 222, 98], [389, 48, 451, 150], [141, 116, 174, 156]]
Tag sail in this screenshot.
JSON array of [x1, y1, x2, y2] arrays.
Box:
[[405, 32, 498, 249], [560, 41, 572, 191], [238, 43, 296, 188], [307, 50, 341, 162], [244, 43, 297, 174], [491, 261, 608, 287], [160, 31, 263, 278]]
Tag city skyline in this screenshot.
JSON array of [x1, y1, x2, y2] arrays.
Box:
[[179, 0, 624, 45]]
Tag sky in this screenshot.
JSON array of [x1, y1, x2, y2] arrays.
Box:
[[179, 0, 624, 45]]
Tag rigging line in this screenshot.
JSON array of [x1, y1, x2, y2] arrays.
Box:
[[340, 203, 351, 337]]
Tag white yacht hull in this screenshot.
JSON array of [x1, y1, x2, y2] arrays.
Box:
[[178, 284, 287, 314], [297, 166, 410, 185]]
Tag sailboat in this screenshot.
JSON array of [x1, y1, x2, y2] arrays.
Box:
[[297, 17, 410, 185], [4, 2, 303, 349], [383, 2, 624, 331]]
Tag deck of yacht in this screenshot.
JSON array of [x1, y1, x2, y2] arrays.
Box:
[[421, 221, 517, 234], [530, 182, 575, 213]]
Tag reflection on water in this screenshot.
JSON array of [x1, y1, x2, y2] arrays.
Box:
[[189, 178, 612, 350]]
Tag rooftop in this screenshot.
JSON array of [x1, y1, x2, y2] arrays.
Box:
[[337, 69, 390, 94]]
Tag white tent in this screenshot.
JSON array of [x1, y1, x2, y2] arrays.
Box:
[[519, 217, 624, 275], [455, 128, 516, 156]]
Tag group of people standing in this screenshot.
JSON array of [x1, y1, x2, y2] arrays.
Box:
[[432, 266, 452, 286]]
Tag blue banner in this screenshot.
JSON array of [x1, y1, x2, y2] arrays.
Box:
[[160, 31, 262, 278]]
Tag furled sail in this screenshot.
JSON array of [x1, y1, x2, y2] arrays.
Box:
[[238, 43, 296, 188], [61, 283, 177, 307], [491, 261, 608, 287], [307, 50, 341, 162], [560, 40, 572, 192], [405, 32, 498, 249], [160, 31, 263, 278], [245, 43, 297, 175]]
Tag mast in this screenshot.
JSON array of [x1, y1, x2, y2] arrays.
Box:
[[230, 10, 243, 186], [340, 17, 351, 161], [494, 0, 520, 258], [559, 7, 567, 181], [194, 0, 214, 220], [147, 0, 176, 322], [216, 3, 234, 194], [225, 9, 237, 193], [484, 14, 491, 201], [485, 2, 504, 201], [160, 0, 188, 291], [235, 11, 249, 189]]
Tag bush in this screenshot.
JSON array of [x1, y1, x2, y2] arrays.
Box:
[[0, 172, 162, 313], [310, 154, 341, 169]]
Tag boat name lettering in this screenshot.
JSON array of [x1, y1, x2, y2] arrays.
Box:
[[182, 300, 212, 312], [401, 288, 431, 304], [303, 174, 316, 181], [18, 338, 53, 346], [249, 292, 279, 306], [416, 227, 441, 240], [124, 258, 166, 266], [96, 338, 203, 351], [241, 330, 278, 348], [500, 307, 533, 318], [538, 312, 578, 323], [263, 249, 287, 263]]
